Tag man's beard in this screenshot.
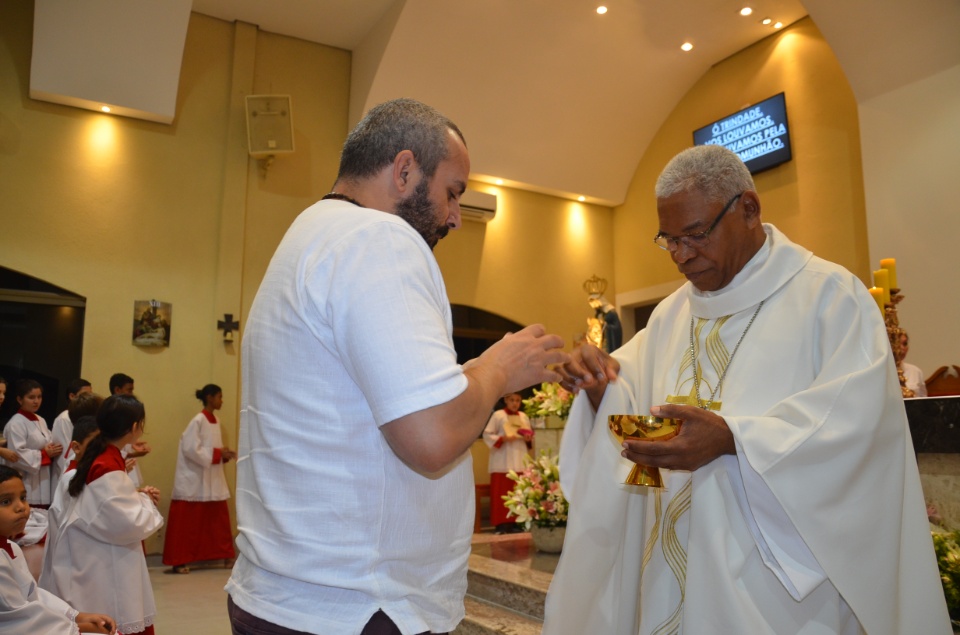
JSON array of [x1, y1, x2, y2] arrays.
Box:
[[395, 179, 448, 250]]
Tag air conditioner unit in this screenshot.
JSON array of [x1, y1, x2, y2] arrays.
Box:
[[459, 189, 497, 223]]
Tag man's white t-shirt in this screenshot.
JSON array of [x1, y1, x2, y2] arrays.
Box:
[[226, 200, 472, 635]]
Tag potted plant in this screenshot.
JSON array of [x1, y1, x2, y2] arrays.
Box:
[[503, 450, 568, 552]]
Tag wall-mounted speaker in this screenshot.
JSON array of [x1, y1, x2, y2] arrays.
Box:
[[245, 95, 294, 157]]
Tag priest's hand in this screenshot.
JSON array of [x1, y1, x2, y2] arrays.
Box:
[[556, 344, 620, 412], [620, 404, 735, 472]]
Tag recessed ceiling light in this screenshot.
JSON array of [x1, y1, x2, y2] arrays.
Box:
[[596, 6, 607, 15], [578, 196, 586, 202], [101, 106, 111, 113], [774, 21, 783, 28], [495, 179, 503, 186], [740, 7, 753, 16], [681, 42, 694, 52], [761, 17, 772, 25]]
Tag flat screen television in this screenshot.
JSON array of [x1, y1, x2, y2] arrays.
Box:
[[693, 92, 792, 174]]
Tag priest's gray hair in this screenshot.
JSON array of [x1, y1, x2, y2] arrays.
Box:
[[337, 98, 466, 182], [655, 145, 755, 204]]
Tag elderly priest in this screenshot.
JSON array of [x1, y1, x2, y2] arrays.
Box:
[[544, 145, 950, 635]]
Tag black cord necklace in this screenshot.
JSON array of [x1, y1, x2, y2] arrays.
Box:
[[322, 192, 365, 208]]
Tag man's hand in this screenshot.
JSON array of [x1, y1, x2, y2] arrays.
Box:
[[0, 448, 19, 463], [474, 324, 570, 394], [45, 443, 63, 459], [620, 404, 735, 472], [381, 324, 569, 474], [221, 448, 238, 463], [555, 344, 620, 411]]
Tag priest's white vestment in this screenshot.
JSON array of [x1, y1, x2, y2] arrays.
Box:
[[544, 225, 950, 635]]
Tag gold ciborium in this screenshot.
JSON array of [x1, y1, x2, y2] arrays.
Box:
[[608, 415, 681, 488]]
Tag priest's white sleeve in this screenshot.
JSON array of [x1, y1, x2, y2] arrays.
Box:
[[723, 444, 827, 600]]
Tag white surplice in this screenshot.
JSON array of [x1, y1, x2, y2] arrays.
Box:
[[171, 411, 229, 501], [4, 413, 54, 506], [43, 451, 163, 634], [545, 225, 950, 635], [0, 536, 79, 634], [50, 410, 73, 496], [483, 410, 534, 473]]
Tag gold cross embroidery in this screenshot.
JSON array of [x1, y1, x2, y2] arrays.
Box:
[[666, 387, 722, 411]]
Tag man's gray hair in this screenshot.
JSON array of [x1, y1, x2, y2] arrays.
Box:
[[655, 145, 755, 203], [337, 98, 465, 181]]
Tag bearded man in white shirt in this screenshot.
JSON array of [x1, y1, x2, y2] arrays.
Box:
[[544, 145, 950, 635], [226, 98, 568, 635]]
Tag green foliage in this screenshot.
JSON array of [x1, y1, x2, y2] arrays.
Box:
[[932, 530, 960, 620]]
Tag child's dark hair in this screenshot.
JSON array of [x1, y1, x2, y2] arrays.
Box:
[[65, 378, 92, 398], [68, 392, 103, 422], [0, 465, 22, 485], [71, 415, 100, 446], [69, 394, 145, 498], [0, 376, 6, 387], [196, 384, 222, 404], [108, 373, 134, 394], [13, 379, 41, 399]]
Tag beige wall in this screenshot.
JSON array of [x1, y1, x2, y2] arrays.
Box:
[[859, 64, 960, 376], [613, 18, 869, 322], [437, 183, 614, 348]]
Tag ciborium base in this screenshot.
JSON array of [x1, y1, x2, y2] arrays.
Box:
[[626, 464, 664, 488]]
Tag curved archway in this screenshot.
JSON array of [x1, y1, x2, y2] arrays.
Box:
[[0, 266, 85, 426], [450, 304, 524, 366]]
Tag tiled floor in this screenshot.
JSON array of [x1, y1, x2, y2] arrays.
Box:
[[150, 565, 233, 634], [148, 532, 553, 633]]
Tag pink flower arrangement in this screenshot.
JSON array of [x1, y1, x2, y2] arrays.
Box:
[[503, 450, 568, 530], [521, 383, 574, 421]]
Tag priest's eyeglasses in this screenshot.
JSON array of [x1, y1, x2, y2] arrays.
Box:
[[653, 192, 743, 251]]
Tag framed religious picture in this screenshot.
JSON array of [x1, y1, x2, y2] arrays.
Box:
[[132, 299, 172, 347]]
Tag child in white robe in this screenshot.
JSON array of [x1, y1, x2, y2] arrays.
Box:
[[4, 380, 62, 507], [50, 380, 94, 494], [0, 464, 116, 634], [0, 377, 20, 465], [482, 392, 534, 533], [162, 384, 237, 573], [40, 414, 100, 595], [45, 395, 163, 635]]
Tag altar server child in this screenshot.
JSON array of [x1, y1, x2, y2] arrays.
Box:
[[4, 380, 61, 507], [50, 379, 93, 492], [0, 378, 19, 465], [57, 393, 104, 473], [482, 392, 534, 533], [47, 395, 163, 635], [162, 384, 237, 574], [0, 465, 116, 634], [40, 415, 100, 595]]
